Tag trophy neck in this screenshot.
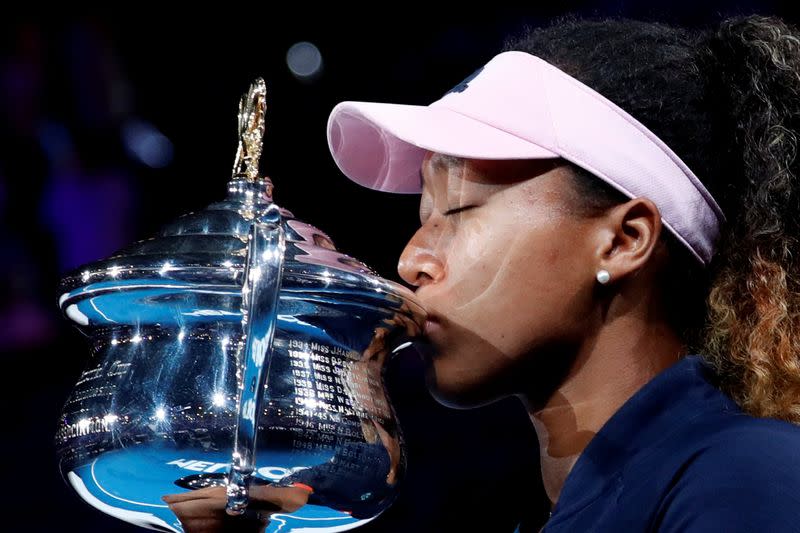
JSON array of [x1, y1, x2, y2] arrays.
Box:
[[227, 176, 274, 206]]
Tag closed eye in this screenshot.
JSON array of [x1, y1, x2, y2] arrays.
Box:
[[443, 205, 476, 216]]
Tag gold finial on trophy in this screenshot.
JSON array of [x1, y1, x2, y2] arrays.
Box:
[[233, 78, 267, 182]]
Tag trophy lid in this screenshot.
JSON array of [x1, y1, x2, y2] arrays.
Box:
[[57, 79, 424, 328]]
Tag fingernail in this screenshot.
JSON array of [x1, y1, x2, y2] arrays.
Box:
[[290, 482, 314, 493]]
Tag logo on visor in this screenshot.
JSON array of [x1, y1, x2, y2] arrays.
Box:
[[443, 66, 484, 96]]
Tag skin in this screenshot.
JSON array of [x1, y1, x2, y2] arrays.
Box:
[[162, 484, 311, 533], [162, 149, 687, 529], [397, 151, 686, 509]]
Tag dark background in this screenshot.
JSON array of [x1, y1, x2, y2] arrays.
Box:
[[1, 3, 795, 531]]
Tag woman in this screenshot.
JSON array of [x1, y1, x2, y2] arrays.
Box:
[[166, 14, 800, 532]]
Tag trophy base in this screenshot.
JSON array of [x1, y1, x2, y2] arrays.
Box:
[[65, 444, 376, 532]]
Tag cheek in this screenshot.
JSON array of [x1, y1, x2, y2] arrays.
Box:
[[463, 214, 582, 332], [437, 217, 512, 304], [506, 232, 590, 338], [431, 193, 585, 317], [503, 193, 577, 276], [453, 217, 493, 264]]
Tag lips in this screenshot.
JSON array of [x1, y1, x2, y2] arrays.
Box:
[[423, 314, 442, 337]]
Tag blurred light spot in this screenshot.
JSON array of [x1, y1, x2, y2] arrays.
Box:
[[286, 41, 323, 80], [213, 392, 226, 407], [122, 118, 174, 168], [131, 334, 142, 343], [155, 407, 167, 421], [261, 248, 280, 262], [178, 329, 186, 342]]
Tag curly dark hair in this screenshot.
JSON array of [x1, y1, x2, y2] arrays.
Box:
[[502, 14, 800, 423]]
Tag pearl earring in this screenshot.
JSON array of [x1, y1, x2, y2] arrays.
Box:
[[596, 269, 611, 284]]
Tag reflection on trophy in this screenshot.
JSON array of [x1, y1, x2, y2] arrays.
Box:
[[55, 78, 426, 532]]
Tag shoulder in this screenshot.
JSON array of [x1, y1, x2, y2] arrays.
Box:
[[653, 415, 800, 532], [700, 413, 800, 459]]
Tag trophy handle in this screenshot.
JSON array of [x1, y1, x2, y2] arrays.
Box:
[[226, 204, 285, 515]]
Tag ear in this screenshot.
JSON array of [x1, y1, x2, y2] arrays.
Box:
[[592, 197, 664, 282]]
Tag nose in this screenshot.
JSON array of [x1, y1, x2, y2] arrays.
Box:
[[397, 229, 445, 289]]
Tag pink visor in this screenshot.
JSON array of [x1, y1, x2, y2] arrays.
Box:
[[327, 51, 725, 266]]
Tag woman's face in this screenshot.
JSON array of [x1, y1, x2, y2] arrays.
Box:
[[397, 152, 600, 408]]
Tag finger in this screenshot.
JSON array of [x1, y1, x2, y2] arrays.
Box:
[[248, 485, 312, 513], [172, 517, 220, 533], [167, 496, 227, 520], [169, 504, 268, 533], [163, 485, 227, 504]]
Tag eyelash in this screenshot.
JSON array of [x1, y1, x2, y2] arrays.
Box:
[[443, 205, 475, 216]]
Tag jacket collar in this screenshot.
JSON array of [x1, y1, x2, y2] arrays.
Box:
[[547, 354, 739, 524]]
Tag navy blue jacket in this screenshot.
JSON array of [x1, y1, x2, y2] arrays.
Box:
[[519, 354, 800, 532]]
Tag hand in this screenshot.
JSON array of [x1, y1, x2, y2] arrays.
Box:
[[162, 484, 312, 533]]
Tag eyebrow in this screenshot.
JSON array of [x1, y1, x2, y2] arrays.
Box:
[[419, 153, 465, 187], [432, 153, 463, 171]]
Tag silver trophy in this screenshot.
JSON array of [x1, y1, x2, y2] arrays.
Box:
[[55, 78, 426, 532]]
